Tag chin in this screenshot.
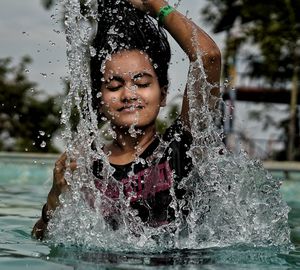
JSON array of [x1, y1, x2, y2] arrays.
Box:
[[112, 118, 156, 130]]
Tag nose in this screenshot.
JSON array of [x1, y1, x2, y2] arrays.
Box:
[[121, 83, 138, 102]]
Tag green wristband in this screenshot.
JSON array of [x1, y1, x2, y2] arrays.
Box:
[[158, 5, 175, 25]]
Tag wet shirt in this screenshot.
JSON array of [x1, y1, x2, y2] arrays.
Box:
[[93, 118, 193, 226]]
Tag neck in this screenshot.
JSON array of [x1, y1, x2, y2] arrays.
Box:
[[114, 123, 157, 152], [106, 123, 158, 164]]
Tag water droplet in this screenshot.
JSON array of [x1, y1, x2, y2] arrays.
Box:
[[39, 130, 46, 136], [25, 69, 29, 73], [224, 79, 229, 88], [40, 141, 46, 148], [90, 46, 96, 57], [40, 73, 47, 78]]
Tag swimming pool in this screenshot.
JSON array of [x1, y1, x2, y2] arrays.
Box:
[[1, 153, 300, 269]]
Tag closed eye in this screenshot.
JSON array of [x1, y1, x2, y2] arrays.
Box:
[[104, 76, 124, 91], [136, 83, 150, 88], [106, 85, 122, 91]]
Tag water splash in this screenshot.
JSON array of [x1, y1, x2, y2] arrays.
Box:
[[47, 0, 291, 252]]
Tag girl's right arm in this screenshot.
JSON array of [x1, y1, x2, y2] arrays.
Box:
[[31, 153, 74, 239]]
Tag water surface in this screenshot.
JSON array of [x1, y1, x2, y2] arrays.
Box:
[[0, 155, 300, 269]]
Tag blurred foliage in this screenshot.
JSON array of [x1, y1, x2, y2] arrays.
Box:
[[0, 57, 62, 153], [202, 0, 300, 87], [202, 0, 300, 160]]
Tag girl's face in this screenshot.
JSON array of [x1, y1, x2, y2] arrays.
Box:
[[100, 50, 166, 128]]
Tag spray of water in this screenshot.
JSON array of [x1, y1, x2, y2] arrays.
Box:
[[47, 0, 291, 252]]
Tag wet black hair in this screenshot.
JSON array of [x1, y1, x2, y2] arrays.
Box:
[[90, 0, 171, 114]]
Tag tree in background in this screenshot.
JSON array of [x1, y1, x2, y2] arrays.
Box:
[[202, 0, 300, 160], [0, 57, 61, 152]]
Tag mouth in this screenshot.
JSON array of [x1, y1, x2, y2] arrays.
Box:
[[117, 105, 144, 112]]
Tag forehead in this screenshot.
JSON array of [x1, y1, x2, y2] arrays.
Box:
[[103, 50, 154, 77]]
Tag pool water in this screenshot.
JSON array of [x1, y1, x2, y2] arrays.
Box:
[[1, 154, 300, 270]]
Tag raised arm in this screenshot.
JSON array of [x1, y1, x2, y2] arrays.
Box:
[[129, 0, 221, 127]]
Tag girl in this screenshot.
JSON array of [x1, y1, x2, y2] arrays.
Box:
[[32, 0, 221, 239]]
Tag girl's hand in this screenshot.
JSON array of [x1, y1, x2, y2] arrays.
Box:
[[127, 0, 147, 11], [47, 152, 77, 213], [32, 153, 77, 239], [127, 0, 168, 17]]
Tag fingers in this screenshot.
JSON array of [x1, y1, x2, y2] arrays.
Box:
[[52, 152, 78, 193], [127, 0, 147, 12], [53, 152, 77, 177], [53, 152, 67, 179], [46, 152, 80, 216], [69, 159, 77, 171]]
